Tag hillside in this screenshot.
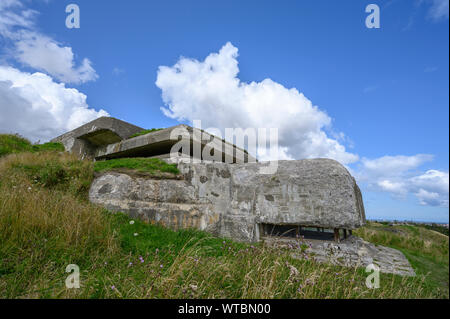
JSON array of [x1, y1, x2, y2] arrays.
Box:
[[0, 134, 448, 299]]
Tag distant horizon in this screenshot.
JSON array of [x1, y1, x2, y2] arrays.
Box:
[[368, 217, 449, 224]]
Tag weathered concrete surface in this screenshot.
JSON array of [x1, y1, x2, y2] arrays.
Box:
[[52, 117, 256, 163], [95, 124, 256, 163], [89, 159, 366, 242], [265, 236, 415, 277], [51, 117, 143, 159]]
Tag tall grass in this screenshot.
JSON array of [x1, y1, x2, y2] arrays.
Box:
[[0, 151, 445, 298], [355, 222, 449, 298]]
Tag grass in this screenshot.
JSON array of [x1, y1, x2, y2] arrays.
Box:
[[0, 146, 447, 298], [94, 157, 179, 176], [0, 134, 64, 157], [355, 222, 449, 298], [129, 129, 164, 138]]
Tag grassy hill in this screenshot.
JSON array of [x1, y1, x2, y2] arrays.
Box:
[[0, 134, 448, 299]]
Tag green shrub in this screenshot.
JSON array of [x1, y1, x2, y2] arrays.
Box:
[[0, 134, 33, 156]]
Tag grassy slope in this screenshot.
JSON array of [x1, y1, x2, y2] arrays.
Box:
[[355, 222, 449, 297], [0, 134, 64, 157], [0, 136, 447, 298]]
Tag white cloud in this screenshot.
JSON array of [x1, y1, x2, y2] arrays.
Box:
[[377, 180, 408, 196], [427, 0, 449, 21], [14, 32, 98, 84], [359, 154, 434, 179], [0, 66, 108, 142], [156, 42, 358, 163], [0, 1, 98, 84], [356, 154, 449, 207]]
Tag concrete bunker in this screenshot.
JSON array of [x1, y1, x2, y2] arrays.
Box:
[[54, 117, 366, 244], [260, 223, 352, 242], [52, 117, 256, 163]]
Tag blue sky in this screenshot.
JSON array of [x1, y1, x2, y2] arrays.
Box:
[[0, 0, 448, 222]]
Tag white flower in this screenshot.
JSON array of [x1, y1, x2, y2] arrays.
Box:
[[134, 233, 138, 237], [129, 220, 135, 225], [189, 284, 198, 291]]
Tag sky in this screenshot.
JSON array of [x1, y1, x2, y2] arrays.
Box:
[[0, 0, 448, 222]]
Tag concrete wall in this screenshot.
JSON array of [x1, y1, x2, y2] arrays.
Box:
[[89, 159, 366, 242], [51, 117, 143, 159]]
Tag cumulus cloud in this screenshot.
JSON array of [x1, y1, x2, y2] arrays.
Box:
[[156, 42, 358, 163], [0, 1, 98, 84], [355, 154, 449, 207], [0, 66, 108, 142]]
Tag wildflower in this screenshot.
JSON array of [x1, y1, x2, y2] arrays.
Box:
[[134, 233, 138, 236], [111, 285, 115, 290], [222, 241, 226, 244], [289, 265, 299, 277], [129, 262, 133, 267], [189, 284, 198, 291], [139, 256, 144, 263], [104, 262, 108, 265], [160, 264, 163, 268], [129, 220, 135, 225]]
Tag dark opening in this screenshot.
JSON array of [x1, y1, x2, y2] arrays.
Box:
[[261, 223, 341, 241]]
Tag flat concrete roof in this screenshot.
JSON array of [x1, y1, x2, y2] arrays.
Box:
[[52, 117, 257, 163], [52, 117, 144, 147], [95, 124, 257, 163]]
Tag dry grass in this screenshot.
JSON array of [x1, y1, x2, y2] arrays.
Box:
[[0, 151, 444, 299]]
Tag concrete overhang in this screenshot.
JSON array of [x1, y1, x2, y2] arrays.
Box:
[[95, 124, 257, 163]]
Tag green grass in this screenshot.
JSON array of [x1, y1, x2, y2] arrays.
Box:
[[355, 222, 449, 298], [94, 157, 179, 176], [0, 150, 447, 299], [0, 134, 64, 157], [129, 129, 164, 138]]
